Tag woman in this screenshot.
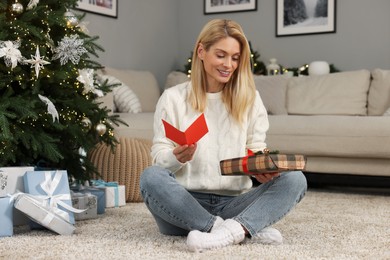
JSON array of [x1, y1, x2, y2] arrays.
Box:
[[140, 19, 307, 252]]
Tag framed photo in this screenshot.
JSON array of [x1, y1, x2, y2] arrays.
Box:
[[276, 0, 336, 37], [204, 0, 257, 15], [76, 0, 118, 18]]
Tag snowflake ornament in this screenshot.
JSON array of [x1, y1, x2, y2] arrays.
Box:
[[0, 40, 24, 69], [52, 35, 87, 65], [77, 69, 104, 97], [24, 46, 50, 78]]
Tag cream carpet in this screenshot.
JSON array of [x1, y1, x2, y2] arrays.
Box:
[[1, 188, 389, 260]]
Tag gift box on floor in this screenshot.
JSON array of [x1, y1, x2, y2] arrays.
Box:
[[71, 186, 105, 214], [0, 167, 35, 226], [71, 192, 98, 220], [220, 153, 306, 176], [92, 180, 126, 208], [14, 194, 75, 235], [0, 196, 13, 237], [23, 170, 76, 226]]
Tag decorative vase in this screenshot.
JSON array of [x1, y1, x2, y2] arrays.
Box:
[[266, 58, 280, 75], [308, 61, 330, 76]]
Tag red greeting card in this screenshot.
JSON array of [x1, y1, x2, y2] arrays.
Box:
[[162, 113, 208, 145]]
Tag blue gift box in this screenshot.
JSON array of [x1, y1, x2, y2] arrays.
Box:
[[71, 187, 106, 214], [23, 170, 75, 225], [0, 197, 13, 237]]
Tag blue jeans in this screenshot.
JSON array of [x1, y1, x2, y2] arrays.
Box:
[[140, 166, 307, 237]]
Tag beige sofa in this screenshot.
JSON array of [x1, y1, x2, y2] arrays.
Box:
[[99, 67, 390, 179]]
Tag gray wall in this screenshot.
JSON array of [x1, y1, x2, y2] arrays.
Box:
[[82, 0, 180, 89], [82, 0, 390, 88]]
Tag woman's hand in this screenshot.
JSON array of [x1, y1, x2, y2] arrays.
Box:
[[173, 143, 197, 163], [252, 172, 279, 184]]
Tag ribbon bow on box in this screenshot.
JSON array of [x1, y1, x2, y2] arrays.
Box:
[[23, 170, 85, 225], [38, 171, 85, 222]]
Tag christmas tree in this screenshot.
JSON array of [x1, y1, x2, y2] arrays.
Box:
[[0, 0, 123, 181]]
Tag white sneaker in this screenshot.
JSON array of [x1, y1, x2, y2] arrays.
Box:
[[187, 219, 245, 252], [250, 227, 283, 245]]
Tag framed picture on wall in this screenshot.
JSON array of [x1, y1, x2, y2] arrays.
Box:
[[76, 0, 118, 18], [276, 0, 336, 37], [204, 0, 257, 14]]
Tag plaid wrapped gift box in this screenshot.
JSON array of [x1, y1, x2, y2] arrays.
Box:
[[220, 153, 306, 175]]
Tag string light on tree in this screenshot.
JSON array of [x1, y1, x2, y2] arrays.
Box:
[[0, 0, 125, 181]]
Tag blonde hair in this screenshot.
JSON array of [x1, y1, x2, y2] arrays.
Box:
[[189, 19, 256, 124]]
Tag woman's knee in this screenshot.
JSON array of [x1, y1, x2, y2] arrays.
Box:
[[281, 171, 308, 194], [140, 166, 164, 189], [140, 165, 173, 192]]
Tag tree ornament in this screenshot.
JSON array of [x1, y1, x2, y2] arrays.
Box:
[[27, 0, 39, 10], [81, 117, 92, 131], [77, 69, 103, 97], [64, 11, 79, 28], [38, 94, 59, 122], [24, 46, 50, 78], [10, 1, 24, 15], [76, 21, 90, 34], [52, 34, 87, 65], [0, 40, 24, 69], [96, 123, 107, 136]]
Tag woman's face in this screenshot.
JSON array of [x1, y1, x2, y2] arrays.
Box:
[[198, 36, 241, 92]]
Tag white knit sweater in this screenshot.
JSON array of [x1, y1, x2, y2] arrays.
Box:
[[151, 82, 269, 196]]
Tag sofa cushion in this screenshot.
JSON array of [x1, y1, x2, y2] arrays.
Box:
[[164, 71, 189, 89], [367, 69, 390, 116], [267, 115, 390, 159], [102, 67, 160, 112], [113, 84, 142, 113], [113, 112, 155, 140], [286, 70, 371, 116], [254, 75, 289, 115], [101, 74, 142, 113]]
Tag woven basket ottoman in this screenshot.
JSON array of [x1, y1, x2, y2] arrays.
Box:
[[89, 137, 152, 202]]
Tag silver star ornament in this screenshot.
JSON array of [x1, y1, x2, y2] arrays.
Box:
[[24, 47, 50, 78]]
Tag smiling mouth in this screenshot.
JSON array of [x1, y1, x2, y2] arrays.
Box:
[[218, 69, 230, 77]]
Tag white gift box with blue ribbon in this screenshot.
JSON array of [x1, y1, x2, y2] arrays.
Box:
[[0, 167, 34, 226], [0, 196, 13, 237], [23, 170, 77, 226], [92, 180, 126, 208]]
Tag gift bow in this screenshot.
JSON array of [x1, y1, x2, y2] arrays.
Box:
[[39, 171, 85, 222], [242, 149, 255, 174], [92, 179, 119, 207]]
